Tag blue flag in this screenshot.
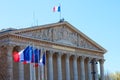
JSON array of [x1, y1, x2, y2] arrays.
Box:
[[33, 48, 41, 63], [23, 46, 33, 63], [58, 6, 61, 12], [40, 53, 45, 66]]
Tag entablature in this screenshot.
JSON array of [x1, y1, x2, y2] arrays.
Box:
[[0, 33, 104, 59]]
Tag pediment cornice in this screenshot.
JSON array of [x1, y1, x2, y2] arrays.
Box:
[[1, 21, 107, 53], [0, 33, 105, 54]]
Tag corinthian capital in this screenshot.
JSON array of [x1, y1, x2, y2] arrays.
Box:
[[99, 59, 105, 64]]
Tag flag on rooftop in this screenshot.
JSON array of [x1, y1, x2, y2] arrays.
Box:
[[53, 5, 61, 12]]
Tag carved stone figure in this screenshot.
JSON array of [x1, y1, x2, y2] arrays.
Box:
[[16, 24, 100, 50]]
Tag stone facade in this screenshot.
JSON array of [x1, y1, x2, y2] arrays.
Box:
[[0, 21, 106, 80]]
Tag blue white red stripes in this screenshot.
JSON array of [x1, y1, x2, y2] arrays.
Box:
[[12, 50, 24, 62], [12, 46, 45, 66], [53, 5, 61, 12]]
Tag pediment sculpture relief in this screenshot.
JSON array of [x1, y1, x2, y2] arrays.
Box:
[[78, 35, 99, 50], [53, 26, 78, 46], [17, 28, 53, 41], [16, 25, 100, 51]]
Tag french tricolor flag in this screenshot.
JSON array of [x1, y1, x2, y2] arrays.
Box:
[[53, 5, 61, 12], [12, 49, 24, 62], [39, 53, 45, 66], [12, 46, 33, 63]]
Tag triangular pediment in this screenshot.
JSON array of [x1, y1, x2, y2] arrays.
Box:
[[11, 21, 106, 53]]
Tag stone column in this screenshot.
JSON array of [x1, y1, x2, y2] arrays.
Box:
[[7, 45, 13, 80], [19, 63, 24, 80], [41, 49, 46, 80], [57, 52, 62, 80], [65, 54, 70, 80], [73, 55, 78, 80], [41, 63, 44, 80], [48, 51, 53, 80], [30, 63, 33, 80], [87, 57, 92, 80], [94, 59, 98, 80], [99, 59, 105, 80], [80, 56, 85, 80]]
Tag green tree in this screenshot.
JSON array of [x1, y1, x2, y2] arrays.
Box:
[[110, 72, 120, 80]]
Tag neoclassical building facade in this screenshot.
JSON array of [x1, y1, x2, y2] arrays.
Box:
[[0, 21, 106, 80]]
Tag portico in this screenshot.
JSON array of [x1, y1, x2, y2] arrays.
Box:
[[0, 21, 106, 80], [46, 50, 105, 80]]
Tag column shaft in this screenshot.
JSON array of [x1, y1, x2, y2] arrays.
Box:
[[94, 59, 98, 80], [7, 46, 13, 80], [57, 53, 62, 80], [48, 51, 53, 80], [65, 54, 70, 80], [30, 63, 32, 80], [87, 58, 92, 80], [19, 63, 24, 80], [41, 64, 44, 80], [73, 56, 78, 80], [100, 59, 105, 80], [80, 56, 85, 80]]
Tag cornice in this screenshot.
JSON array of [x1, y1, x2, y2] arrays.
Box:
[[10, 22, 66, 34], [64, 22, 107, 53], [5, 33, 105, 54], [0, 21, 107, 54], [8, 21, 107, 53]]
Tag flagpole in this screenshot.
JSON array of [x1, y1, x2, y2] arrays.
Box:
[[32, 44, 34, 80], [59, 3, 61, 20], [38, 47, 41, 80], [40, 48, 42, 80], [29, 44, 33, 80], [41, 48, 44, 80], [45, 49, 47, 80], [33, 44, 36, 80]]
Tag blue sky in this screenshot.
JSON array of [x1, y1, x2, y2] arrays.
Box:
[[0, 0, 120, 73]]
